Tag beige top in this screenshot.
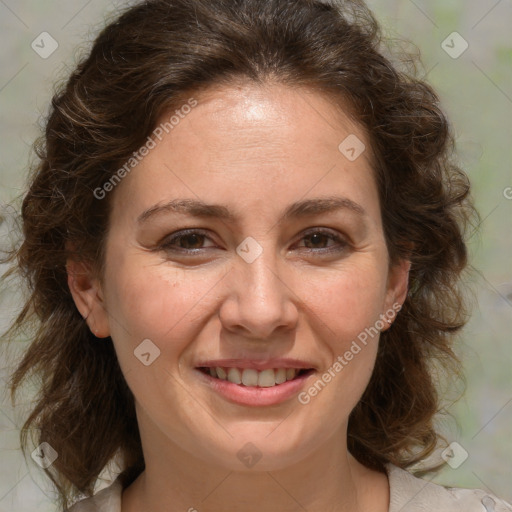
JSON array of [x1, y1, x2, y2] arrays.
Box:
[[68, 463, 512, 512]]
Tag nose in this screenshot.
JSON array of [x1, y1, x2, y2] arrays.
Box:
[[218, 244, 299, 339]]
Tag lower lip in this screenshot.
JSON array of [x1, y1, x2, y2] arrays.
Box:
[[194, 368, 315, 407]]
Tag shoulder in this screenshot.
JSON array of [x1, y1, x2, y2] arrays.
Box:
[[386, 463, 512, 512], [67, 479, 123, 512]]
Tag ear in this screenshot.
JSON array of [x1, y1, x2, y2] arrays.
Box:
[[382, 257, 411, 328], [66, 258, 110, 338]]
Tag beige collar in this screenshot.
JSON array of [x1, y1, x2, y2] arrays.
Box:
[[68, 463, 511, 512]]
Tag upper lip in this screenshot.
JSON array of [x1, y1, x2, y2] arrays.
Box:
[[195, 358, 316, 371]]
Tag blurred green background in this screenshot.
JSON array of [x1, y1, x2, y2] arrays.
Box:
[[0, 0, 511, 510]]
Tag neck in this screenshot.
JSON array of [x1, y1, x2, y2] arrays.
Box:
[[121, 410, 389, 512]]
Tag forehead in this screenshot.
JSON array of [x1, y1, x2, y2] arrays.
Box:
[[172, 81, 370, 160], [109, 81, 380, 227]]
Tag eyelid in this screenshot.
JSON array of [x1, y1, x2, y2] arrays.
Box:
[[158, 228, 216, 250], [157, 226, 351, 254], [298, 227, 348, 243], [293, 227, 350, 252]]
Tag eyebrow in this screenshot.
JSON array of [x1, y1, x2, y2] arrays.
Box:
[[137, 196, 366, 224]]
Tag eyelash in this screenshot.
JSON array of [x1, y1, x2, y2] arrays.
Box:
[[158, 228, 350, 256]]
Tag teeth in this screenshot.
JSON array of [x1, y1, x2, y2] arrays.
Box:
[[275, 368, 287, 384], [227, 367, 242, 384], [207, 367, 306, 387], [258, 369, 276, 387], [286, 368, 296, 381], [241, 368, 258, 386]]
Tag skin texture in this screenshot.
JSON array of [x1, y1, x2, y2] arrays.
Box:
[[67, 81, 410, 512]]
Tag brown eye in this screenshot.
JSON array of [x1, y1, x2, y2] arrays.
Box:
[[174, 233, 206, 249], [296, 228, 349, 254], [303, 232, 332, 249], [159, 229, 216, 252]]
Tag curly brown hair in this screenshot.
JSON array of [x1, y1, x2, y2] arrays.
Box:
[[2, 0, 476, 509]]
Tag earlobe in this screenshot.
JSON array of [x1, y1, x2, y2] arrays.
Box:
[[66, 259, 110, 338]]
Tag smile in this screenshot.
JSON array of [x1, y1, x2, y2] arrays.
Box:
[[197, 366, 314, 387], [195, 366, 316, 407]]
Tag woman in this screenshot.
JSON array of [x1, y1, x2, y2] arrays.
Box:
[[3, 0, 511, 511]]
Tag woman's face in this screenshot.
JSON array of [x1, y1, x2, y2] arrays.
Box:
[[71, 82, 409, 471]]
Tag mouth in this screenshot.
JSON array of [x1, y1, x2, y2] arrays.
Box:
[[196, 366, 315, 388]]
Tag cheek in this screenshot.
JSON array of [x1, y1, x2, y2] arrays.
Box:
[[292, 262, 386, 422], [103, 245, 388, 370], [301, 258, 388, 340], [102, 255, 213, 361]]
